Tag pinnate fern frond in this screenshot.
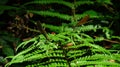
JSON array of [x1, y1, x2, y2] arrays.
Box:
[[5, 31, 120, 67], [23, 1, 74, 9], [75, 1, 94, 7], [28, 10, 72, 21]]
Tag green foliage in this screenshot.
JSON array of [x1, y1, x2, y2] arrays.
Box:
[[5, 26, 120, 67], [23, 1, 74, 8], [0, 0, 8, 15], [0, 31, 19, 56], [25, 1, 101, 21], [0, 5, 19, 15], [0, 31, 21, 65], [28, 10, 72, 21], [1, 0, 120, 67], [97, 0, 112, 4]]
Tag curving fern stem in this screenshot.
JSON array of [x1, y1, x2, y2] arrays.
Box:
[[5, 0, 120, 67], [71, 0, 76, 23]]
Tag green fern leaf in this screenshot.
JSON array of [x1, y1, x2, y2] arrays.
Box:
[[28, 10, 72, 21], [23, 1, 74, 8]]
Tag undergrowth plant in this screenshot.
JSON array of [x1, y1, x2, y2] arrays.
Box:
[[5, 25, 120, 67], [4, 0, 120, 67]]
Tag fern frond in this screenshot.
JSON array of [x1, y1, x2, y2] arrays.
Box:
[[73, 54, 115, 61], [101, 27, 111, 39], [75, 25, 101, 32], [97, 0, 113, 5], [76, 1, 94, 7], [70, 54, 120, 67], [67, 50, 87, 59], [43, 23, 74, 33], [111, 36, 120, 39], [71, 61, 120, 67], [0, 5, 19, 10], [16, 36, 40, 50], [23, 1, 74, 8], [28, 10, 72, 21], [43, 24, 64, 33]]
